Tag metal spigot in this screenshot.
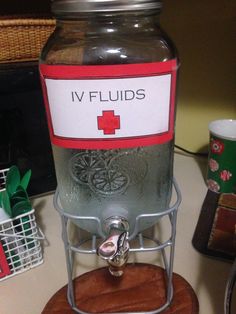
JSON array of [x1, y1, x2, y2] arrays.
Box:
[[97, 217, 129, 277]]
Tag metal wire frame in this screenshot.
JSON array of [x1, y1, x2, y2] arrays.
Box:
[[53, 178, 181, 314], [0, 209, 45, 281]]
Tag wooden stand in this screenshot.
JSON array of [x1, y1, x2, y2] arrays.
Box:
[[42, 264, 199, 314]]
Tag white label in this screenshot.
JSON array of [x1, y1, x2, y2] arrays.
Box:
[[45, 74, 171, 139]]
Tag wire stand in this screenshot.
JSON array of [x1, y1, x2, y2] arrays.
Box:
[[53, 178, 182, 314]]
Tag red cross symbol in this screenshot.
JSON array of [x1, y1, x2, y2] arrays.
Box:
[[97, 110, 120, 135]]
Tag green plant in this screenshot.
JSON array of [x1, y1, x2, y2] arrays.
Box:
[[0, 166, 34, 265], [0, 166, 32, 218]]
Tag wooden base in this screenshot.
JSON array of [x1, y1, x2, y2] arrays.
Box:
[[42, 263, 199, 314]]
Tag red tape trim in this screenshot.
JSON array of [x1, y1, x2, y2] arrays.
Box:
[[40, 60, 178, 149]]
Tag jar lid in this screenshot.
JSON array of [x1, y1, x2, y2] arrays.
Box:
[[52, 0, 162, 14]]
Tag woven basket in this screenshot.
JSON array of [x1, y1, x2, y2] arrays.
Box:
[[0, 17, 55, 63]]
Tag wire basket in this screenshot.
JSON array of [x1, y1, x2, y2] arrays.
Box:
[[0, 16, 55, 63], [0, 168, 45, 281], [0, 167, 9, 191]]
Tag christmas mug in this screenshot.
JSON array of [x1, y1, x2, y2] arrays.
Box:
[[207, 119, 236, 193]]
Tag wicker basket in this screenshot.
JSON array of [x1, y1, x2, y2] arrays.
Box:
[[0, 17, 55, 63]]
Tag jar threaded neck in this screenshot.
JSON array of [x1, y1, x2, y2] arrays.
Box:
[[52, 0, 162, 14]]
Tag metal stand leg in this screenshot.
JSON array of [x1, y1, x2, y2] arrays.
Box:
[[60, 215, 76, 309], [167, 209, 178, 304]]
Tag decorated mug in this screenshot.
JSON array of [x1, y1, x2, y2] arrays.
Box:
[[207, 119, 236, 193]]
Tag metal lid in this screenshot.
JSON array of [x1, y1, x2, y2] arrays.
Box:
[[51, 0, 162, 14]]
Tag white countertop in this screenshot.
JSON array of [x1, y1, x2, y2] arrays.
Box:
[[0, 153, 235, 314]]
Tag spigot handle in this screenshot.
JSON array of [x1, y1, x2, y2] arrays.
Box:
[[97, 231, 129, 260], [97, 217, 129, 276]]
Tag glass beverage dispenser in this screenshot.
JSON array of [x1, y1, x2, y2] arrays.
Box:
[[40, 0, 178, 276]]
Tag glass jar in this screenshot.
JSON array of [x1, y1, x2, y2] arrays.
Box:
[[39, 0, 178, 238]]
